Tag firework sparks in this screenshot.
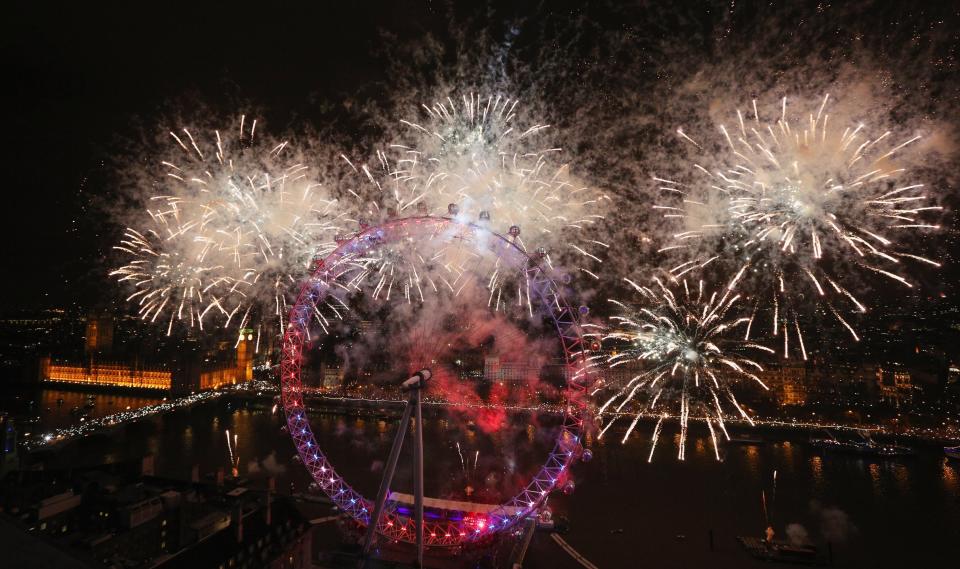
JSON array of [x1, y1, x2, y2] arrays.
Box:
[[315, 216, 541, 320], [596, 276, 773, 461], [657, 95, 941, 358], [111, 116, 345, 335], [340, 92, 610, 274], [226, 429, 239, 476]]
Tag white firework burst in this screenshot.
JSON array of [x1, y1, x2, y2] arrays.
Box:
[[657, 94, 941, 358], [594, 276, 773, 461], [112, 116, 344, 335], [339, 92, 610, 279]]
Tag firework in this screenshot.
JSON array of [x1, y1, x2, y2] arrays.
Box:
[[111, 116, 345, 335], [306, 213, 545, 323], [339, 92, 610, 278], [226, 429, 239, 476], [594, 277, 773, 461], [658, 95, 941, 358]]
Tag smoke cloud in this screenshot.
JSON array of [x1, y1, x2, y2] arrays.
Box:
[[811, 500, 859, 543]]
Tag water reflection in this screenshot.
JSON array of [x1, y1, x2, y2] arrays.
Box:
[[892, 464, 910, 494], [942, 460, 959, 497], [868, 462, 882, 495], [810, 455, 824, 491], [743, 445, 761, 481], [183, 426, 193, 455], [781, 440, 795, 471], [36, 389, 163, 430], [12, 393, 960, 569]]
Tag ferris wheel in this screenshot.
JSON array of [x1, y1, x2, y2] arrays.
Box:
[[280, 214, 594, 554]]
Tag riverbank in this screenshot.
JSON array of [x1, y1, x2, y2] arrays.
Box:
[[13, 392, 957, 569]]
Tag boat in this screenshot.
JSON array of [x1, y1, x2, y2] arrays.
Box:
[[874, 444, 916, 458], [810, 430, 914, 457], [728, 435, 765, 445], [738, 536, 820, 565], [946, 446, 960, 460]]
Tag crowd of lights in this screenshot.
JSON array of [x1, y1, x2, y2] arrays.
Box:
[[24, 390, 224, 451]]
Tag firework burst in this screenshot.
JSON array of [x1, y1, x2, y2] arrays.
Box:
[[339, 92, 610, 279], [657, 94, 941, 358], [593, 277, 773, 461], [111, 116, 345, 335], [311, 217, 541, 325]]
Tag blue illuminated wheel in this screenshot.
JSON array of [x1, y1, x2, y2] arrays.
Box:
[[280, 215, 593, 547]]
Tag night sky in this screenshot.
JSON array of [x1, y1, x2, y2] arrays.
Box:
[[2, 1, 958, 314]]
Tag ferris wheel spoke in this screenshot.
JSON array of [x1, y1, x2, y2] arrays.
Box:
[[280, 216, 591, 549]]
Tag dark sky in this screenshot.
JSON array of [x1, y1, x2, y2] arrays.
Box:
[[0, 1, 548, 310], [2, 1, 958, 312], [1, 2, 396, 310]]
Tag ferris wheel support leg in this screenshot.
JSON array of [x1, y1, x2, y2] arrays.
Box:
[[361, 395, 415, 563], [413, 389, 424, 568]]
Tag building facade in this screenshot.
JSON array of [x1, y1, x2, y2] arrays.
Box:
[[39, 332, 255, 393]]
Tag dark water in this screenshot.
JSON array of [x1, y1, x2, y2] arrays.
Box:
[[13, 390, 960, 568], [5, 387, 165, 433]]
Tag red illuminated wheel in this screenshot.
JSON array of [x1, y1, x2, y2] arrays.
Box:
[[280, 215, 593, 548]]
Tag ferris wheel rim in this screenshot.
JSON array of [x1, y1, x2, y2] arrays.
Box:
[[279, 215, 592, 548]]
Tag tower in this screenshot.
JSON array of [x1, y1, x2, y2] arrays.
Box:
[[85, 311, 114, 355], [236, 328, 254, 383]]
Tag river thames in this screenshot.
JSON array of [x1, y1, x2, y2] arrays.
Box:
[[6, 388, 960, 568]]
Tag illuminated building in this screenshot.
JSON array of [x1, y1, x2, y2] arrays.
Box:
[[482, 356, 547, 401], [39, 331, 256, 393], [39, 357, 172, 390], [875, 364, 914, 404], [320, 361, 343, 390], [483, 357, 540, 385], [755, 364, 809, 406]]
